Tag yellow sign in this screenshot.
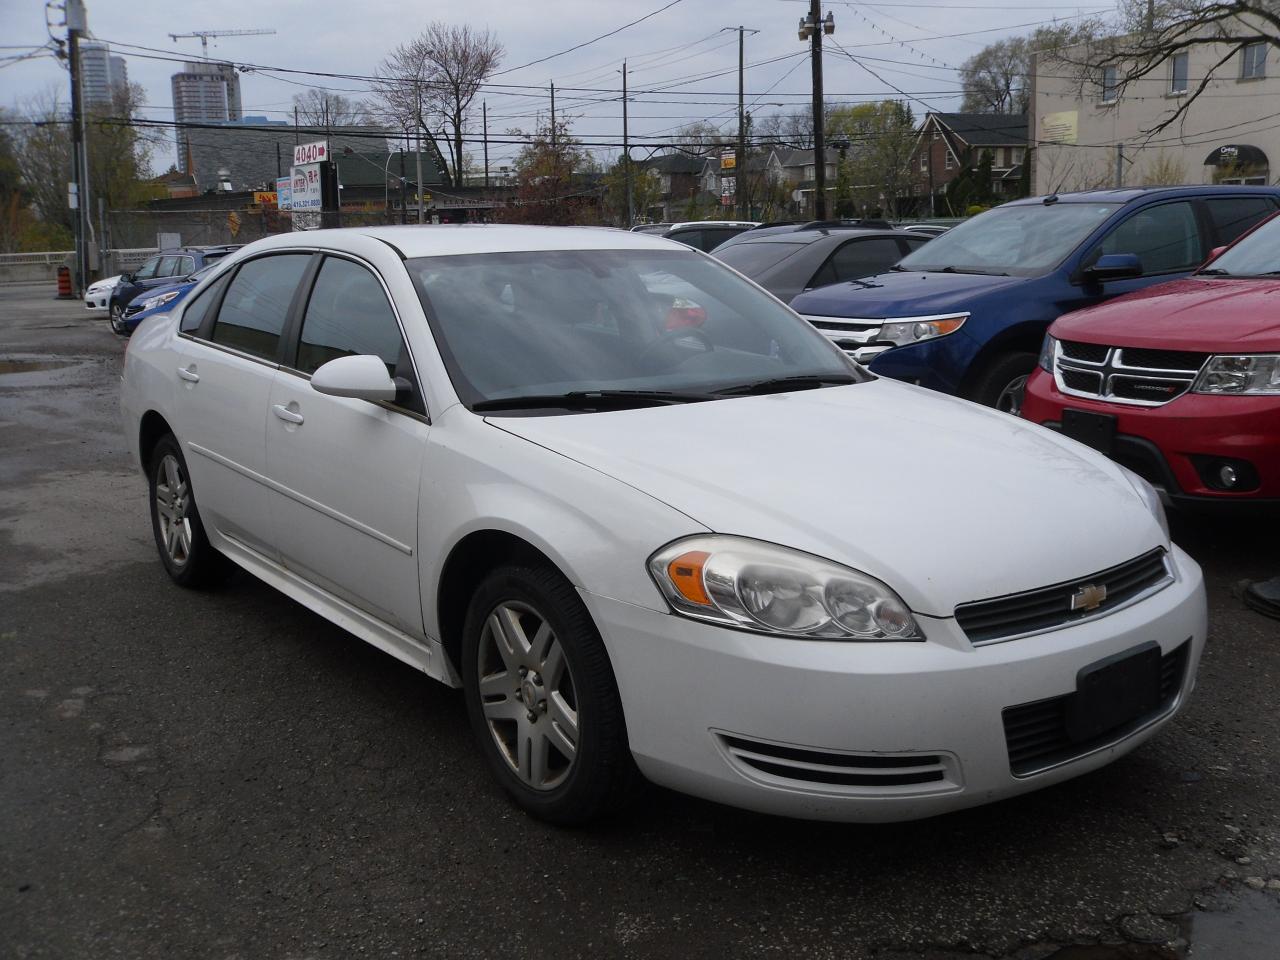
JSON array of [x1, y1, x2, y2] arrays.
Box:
[[1041, 111, 1079, 145], [254, 191, 278, 206], [720, 151, 736, 170], [227, 211, 242, 237]]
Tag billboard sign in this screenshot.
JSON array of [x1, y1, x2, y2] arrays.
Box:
[[292, 140, 329, 165], [276, 176, 292, 211], [291, 163, 324, 231], [720, 150, 736, 170]]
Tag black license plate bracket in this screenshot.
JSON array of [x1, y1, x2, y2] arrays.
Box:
[[1065, 641, 1162, 743], [1062, 408, 1117, 455]]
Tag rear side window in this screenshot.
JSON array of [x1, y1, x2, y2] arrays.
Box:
[[1204, 196, 1277, 245], [810, 237, 905, 289], [670, 230, 703, 250], [701, 229, 741, 250], [210, 254, 311, 362], [179, 273, 230, 334], [716, 240, 806, 275], [1099, 201, 1203, 274], [296, 257, 405, 376], [900, 235, 931, 255]]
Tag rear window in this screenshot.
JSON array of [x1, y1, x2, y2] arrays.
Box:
[[715, 240, 807, 275]]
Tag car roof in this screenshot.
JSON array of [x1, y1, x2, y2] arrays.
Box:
[[665, 220, 758, 230], [240, 224, 691, 259], [724, 227, 905, 248], [1004, 185, 1280, 206]]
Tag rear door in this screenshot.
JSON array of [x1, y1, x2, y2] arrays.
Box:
[[173, 251, 315, 559], [1200, 194, 1278, 246], [806, 236, 908, 291], [264, 253, 430, 637]]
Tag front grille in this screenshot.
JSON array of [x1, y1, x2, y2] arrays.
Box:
[[1002, 641, 1189, 775], [1053, 342, 1206, 407], [1060, 340, 1108, 363], [719, 734, 952, 790], [955, 549, 1171, 645]]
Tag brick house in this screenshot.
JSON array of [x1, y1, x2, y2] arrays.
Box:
[[912, 112, 1029, 214]]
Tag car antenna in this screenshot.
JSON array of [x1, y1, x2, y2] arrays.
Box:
[[1043, 194, 1059, 205]]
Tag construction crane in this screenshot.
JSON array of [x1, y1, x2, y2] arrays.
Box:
[[169, 29, 277, 59]]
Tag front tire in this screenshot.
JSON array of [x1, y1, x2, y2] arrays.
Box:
[[461, 563, 635, 825], [109, 303, 127, 335], [148, 434, 228, 587], [970, 351, 1036, 415]]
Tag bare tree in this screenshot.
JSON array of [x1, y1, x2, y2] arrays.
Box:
[[1071, 2, 1280, 134], [960, 23, 1103, 114], [375, 24, 503, 186], [291, 90, 373, 128]]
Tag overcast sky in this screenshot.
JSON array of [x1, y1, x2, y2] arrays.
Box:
[[1, 0, 1116, 171]]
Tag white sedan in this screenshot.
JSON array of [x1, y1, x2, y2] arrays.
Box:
[[85, 274, 120, 311], [120, 225, 1206, 825]]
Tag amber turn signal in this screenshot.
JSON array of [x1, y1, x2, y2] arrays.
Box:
[[667, 550, 711, 606]]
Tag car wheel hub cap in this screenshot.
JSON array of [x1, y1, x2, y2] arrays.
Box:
[[477, 601, 579, 791], [155, 454, 193, 567]]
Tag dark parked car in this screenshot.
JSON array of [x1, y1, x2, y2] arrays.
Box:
[[108, 246, 239, 332], [710, 218, 896, 255], [714, 226, 930, 303], [662, 220, 759, 252], [789, 186, 1280, 412]]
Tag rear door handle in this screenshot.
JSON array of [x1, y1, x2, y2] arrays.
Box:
[[177, 365, 199, 383], [272, 403, 305, 425]]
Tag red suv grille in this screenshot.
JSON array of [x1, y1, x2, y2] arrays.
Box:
[[1054, 342, 1209, 406]]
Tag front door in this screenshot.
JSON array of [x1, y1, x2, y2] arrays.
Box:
[[264, 254, 429, 637]]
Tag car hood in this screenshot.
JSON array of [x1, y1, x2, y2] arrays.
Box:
[[88, 275, 121, 291], [490, 379, 1164, 616], [1053, 277, 1280, 352], [128, 279, 195, 307], [790, 270, 1029, 318]]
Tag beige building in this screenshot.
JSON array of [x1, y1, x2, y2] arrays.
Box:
[[1031, 30, 1277, 195]]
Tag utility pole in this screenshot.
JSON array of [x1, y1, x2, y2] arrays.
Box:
[[415, 84, 425, 224], [550, 81, 557, 149], [400, 131, 408, 224], [728, 26, 758, 220], [483, 101, 490, 189], [1115, 143, 1124, 188], [622, 61, 632, 227], [66, 0, 89, 293], [799, 4, 834, 220]]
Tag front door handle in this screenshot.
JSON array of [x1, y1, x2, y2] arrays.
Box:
[[177, 365, 199, 383], [272, 403, 305, 425]]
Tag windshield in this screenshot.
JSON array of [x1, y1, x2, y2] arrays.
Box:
[[896, 202, 1121, 277], [714, 240, 807, 274], [407, 249, 864, 410], [1201, 213, 1280, 276]]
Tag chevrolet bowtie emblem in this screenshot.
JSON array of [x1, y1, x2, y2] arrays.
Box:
[[1071, 583, 1108, 612]]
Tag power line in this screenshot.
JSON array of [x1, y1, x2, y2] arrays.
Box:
[[491, 0, 687, 77]]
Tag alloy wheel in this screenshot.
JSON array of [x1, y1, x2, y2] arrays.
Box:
[[476, 600, 579, 791], [996, 374, 1028, 415], [154, 454, 193, 567], [109, 305, 125, 335]]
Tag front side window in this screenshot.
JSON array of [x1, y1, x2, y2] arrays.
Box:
[[157, 256, 180, 277], [210, 254, 311, 362], [296, 257, 405, 377], [897, 202, 1120, 278], [1101, 65, 1118, 102], [1241, 42, 1267, 79], [810, 237, 905, 288], [1170, 52, 1189, 94], [408, 249, 860, 409], [176, 256, 196, 277], [1098, 201, 1203, 274], [179, 272, 230, 334], [134, 257, 160, 280]]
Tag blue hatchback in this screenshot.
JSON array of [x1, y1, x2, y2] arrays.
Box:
[[789, 186, 1280, 411]]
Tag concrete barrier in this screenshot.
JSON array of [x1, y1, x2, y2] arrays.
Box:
[[0, 252, 73, 284]]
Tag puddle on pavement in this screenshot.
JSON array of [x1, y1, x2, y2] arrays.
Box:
[[0, 359, 77, 375], [1187, 888, 1280, 959]]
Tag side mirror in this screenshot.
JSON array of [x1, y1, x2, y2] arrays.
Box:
[[1205, 245, 1227, 264], [1084, 253, 1143, 283], [310, 354, 398, 402]]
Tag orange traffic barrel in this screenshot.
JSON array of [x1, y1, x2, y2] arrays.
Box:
[[56, 265, 73, 299]]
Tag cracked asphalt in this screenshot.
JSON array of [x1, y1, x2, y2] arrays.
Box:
[[1, 281, 1277, 960]]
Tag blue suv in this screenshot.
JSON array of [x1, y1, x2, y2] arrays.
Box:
[[789, 186, 1280, 411]]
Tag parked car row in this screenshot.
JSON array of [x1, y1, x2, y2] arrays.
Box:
[[92, 246, 241, 334], [123, 220, 1207, 829]]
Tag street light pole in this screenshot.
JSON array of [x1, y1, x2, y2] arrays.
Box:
[[800, 3, 834, 220]]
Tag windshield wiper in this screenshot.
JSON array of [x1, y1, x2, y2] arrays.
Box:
[[713, 374, 861, 397], [472, 389, 715, 412], [933, 265, 1010, 276], [1198, 267, 1233, 276]]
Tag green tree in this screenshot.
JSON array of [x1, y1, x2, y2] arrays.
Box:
[[832, 101, 918, 218], [500, 118, 589, 225], [959, 22, 1102, 113], [603, 156, 663, 225]]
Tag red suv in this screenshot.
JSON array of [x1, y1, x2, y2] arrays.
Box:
[[1022, 213, 1280, 511]]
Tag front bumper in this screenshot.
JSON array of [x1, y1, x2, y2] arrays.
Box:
[[1023, 368, 1280, 507], [583, 545, 1205, 822], [85, 292, 110, 310]]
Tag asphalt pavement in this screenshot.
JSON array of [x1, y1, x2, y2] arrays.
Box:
[[1, 280, 1277, 960]]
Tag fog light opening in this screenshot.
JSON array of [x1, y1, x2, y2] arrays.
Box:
[[1218, 464, 1239, 489]]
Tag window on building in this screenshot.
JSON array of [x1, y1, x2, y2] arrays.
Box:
[[1241, 42, 1267, 80], [944, 151, 954, 170], [1170, 52, 1189, 94], [920, 152, 928, 172], [1101, 65, 1118, 102]]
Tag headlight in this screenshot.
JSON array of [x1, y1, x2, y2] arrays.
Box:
[[140, 290, 181, 311], [1038, 334, 1056, 373], [1119, 467, 1169, 542], [877, 313, 967, 347], [648, 535, 923, 641], [1192, 354, 1280, 395]]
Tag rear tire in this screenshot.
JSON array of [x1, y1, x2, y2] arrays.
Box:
[[461, 563, 636, 825], [147, 434, 229, 588], [969, 351, 1036, 414]]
